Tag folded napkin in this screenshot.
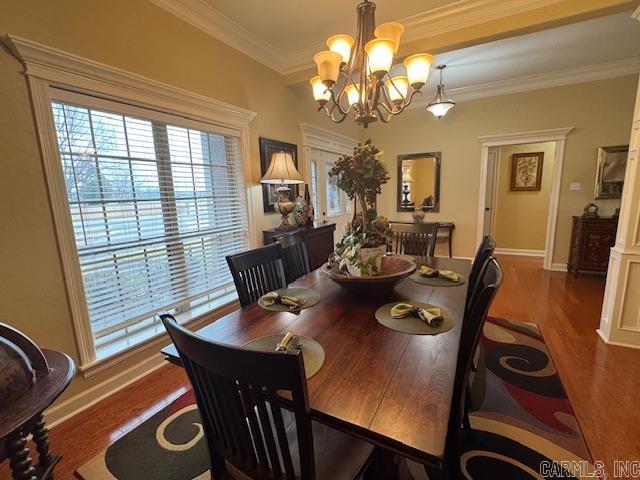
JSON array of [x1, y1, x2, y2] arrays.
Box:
[[261, 291, 305, 310], [419, 266, 439, 278], [419, 266, 460, 282], [276, 332, 301, 351], [438, 270, 461, 282], [390, 303, 444, 328]]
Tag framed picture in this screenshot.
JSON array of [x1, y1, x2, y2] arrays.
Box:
[[510, 152, 544, 191], [259, 138, 299, 213]]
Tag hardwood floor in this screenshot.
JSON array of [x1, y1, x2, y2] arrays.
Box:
[[2, 255, 638, 479]]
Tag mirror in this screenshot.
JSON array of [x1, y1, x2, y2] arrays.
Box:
[[397, 152, 441, 212], [594, 145, 628, 199]]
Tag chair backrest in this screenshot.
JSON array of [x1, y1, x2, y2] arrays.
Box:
[[161, 314, 315, 480], [445, 257, 502, 473], [276, 231, 311, 284], [465, 235, 496, 314], [389, 222, 439, 257], [226, 244, 287, 307]]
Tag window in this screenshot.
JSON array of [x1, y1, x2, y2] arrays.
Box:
[[51, 93, 248, 358], [325, 162, 342, 216]]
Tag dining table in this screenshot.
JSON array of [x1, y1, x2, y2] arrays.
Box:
[[161, 255, 471, 468]]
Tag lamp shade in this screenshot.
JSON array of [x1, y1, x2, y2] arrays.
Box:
[[327, 34, 354, 64], [404, 53, 433, 88], [386, 76, 409, 103], [314, 51, 342, 85], [364, 38, 396, 76], [260, 152, 304, 184], [374, 22, 404, 52], [310, 76, 330, 103], [345, 84, 360, 106]]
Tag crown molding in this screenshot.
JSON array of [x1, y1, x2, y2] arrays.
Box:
[[400, 0, 565, 43], [405, 56, 640, 110], [4, 34, 257, 127], [298, 123, 357, 154], [149, 0, 578, 75], [149, 0, 286, 71]]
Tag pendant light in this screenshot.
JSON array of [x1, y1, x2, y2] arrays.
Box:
[[426, 65, 455, 119]]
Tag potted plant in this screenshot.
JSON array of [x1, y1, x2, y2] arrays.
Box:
[[329, 139, 391, 276]]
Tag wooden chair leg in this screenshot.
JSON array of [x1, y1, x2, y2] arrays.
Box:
[[6, 429, 37, 480]]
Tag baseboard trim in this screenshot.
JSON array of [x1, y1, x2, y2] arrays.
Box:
[[550, 263, 568, 272], [45, 354, 168, 428], [596, 328, 640, 350], [494, 248, 545, 257]]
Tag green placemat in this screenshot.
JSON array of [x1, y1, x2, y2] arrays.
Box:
[[257, 288, 321, 312], [375, 301, 455, 335], [409, 271, 465, 287], [242, 334, 325, 379]]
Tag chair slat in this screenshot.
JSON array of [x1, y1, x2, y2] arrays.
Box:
[[227, 244, 286, 307]]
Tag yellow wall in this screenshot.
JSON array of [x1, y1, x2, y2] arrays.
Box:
[[0, 0, 356, 407], [494, 142, 557, 251], [367, 75, 636, 260]]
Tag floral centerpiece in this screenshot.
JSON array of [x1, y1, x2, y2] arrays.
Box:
[[329, 139, 392, 276]]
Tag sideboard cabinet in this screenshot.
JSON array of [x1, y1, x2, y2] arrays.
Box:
[[567, 216, 618, 277]]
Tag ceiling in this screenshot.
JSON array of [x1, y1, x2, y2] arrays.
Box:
[[151, 0, 640, 99], [204, 0, 456, 52], [415, 11, 640, 93]]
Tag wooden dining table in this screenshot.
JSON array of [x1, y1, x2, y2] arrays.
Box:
[[162, 256, 470, 468]]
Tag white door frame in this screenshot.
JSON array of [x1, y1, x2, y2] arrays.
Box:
[[477, 127, 574, 270]]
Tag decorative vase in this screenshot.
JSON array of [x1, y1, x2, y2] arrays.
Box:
[[292, 185, 310, 226], [411, 210, 425, 223], [346, 245, 387, 277]]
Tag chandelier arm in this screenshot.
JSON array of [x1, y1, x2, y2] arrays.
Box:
[[377, 83, 401, 115], [328, 87, 351, 116], [375, 105, 391, 123]]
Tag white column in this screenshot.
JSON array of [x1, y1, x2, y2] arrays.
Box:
[[598, 73, 640, 348]]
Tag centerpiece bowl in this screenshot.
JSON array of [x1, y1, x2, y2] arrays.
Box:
[[321, 255, 416, 296]]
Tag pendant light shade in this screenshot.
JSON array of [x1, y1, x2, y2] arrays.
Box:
[[314, 51, 343, 86], [345, 84, 360, 106], [364, 38, 396, 77], [427, 65, 455, 119], [374, 22, 404, 52], [310, 76, 330, 103], [404, 53, 433, 89], [327, 34, 354, 64], [386, 76, 409, 103]]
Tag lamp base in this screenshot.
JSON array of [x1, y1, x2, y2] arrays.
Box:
[[273, 186, 295, 229]]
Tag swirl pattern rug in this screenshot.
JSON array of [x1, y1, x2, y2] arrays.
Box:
[[76, 317, 594, 480]]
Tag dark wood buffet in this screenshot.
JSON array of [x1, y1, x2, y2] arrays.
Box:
[[567, 216, 618, 277]]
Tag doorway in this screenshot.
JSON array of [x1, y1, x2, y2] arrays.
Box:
[[477, 128, 573, 270], [484, 142, 557, 257], [309, 148, 352, 239]]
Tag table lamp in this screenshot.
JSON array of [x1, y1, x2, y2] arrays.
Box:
[[260, 151, 304, 229]]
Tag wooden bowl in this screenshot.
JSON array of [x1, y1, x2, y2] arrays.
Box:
[[321, 255, 417, 296]]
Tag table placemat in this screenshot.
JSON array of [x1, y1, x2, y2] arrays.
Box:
[[242, 334, 325, 379], [375, 301, 455, 335], [257, 288, 321, 312]]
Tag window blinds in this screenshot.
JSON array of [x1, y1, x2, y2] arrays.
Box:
[[51, 96, 248, 343]]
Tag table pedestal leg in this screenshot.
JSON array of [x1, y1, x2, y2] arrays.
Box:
[[33, 413, 54, 477], [6, 429, 37, 480]]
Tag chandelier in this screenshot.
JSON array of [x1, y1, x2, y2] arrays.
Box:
[[310, 0, 452, 128]]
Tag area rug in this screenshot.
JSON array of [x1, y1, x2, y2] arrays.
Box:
[[76, 317, 596, 480]]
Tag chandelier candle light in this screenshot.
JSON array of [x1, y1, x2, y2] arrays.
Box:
[[260, 151, 304, 229], [310, 0, 451, 127]]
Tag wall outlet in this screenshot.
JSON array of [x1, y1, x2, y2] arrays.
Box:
[[569, 182, 581, 191]]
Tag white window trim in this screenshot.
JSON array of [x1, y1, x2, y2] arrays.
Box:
[[4, 35, 257, 375]]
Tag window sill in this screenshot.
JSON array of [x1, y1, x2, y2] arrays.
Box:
[[79, 292, 240, 378]]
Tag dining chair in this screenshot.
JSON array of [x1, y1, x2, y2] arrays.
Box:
[[464, 235, 496, 316], [441, 257, 503, 479], [389, 222, 439, 257], [160, 314, 374, 480], [226, 244, 287, 307], [276, 231, 311, 284]]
